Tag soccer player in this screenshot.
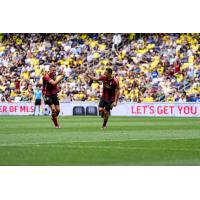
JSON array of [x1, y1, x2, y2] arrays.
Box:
[[86, 68, 119, 129], [42, 65, 65, 128]]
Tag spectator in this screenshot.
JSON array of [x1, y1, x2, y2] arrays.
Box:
[[0, 33, 200, 103], [196, 94, 200, 102], [179, 94, 187, 102], [113, 34, 122, 51]]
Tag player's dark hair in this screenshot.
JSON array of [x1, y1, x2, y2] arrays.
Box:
[[106, 68, 112, 74], [49, 64, 56, 69]]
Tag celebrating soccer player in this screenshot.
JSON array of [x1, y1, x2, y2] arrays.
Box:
[[86, 68, 119, 129], [42, 64, 65, 128]]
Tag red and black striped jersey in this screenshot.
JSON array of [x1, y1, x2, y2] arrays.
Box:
[[99, 75, 119, 102], [42, 74, 60, 96]]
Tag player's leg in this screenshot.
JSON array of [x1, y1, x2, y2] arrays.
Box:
[[102, 109, 109, 128], [54, 105, 61, 128], [53, 95, 60, 128], [99, 106, 109, 128], [55, 105, 60, 116], [98, 98, 110, 128], [102, 101, 113, 128], [98, 98, 107, 118], [102, 110, 109, 128], [49, 104, 59, 128], [99, 107, 106, 118], [44, 96, 59, 128]]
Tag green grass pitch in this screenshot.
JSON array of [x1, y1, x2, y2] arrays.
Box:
[[0, 116, 200, 165]]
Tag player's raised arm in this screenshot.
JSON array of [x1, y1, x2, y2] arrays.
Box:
[[49, 74, 65, 85], [86, 73, 100, 81], [43, 67, 65, 86], [85, 70, 107, 82]]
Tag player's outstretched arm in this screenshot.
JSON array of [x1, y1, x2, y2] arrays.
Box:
[[49, 74, 65, 85], [86, 73, 100, 82]]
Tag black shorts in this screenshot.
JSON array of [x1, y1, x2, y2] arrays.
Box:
[[44, 95, 59, 106], [35, 99, 41, 106], [98, 98, 113, 112]]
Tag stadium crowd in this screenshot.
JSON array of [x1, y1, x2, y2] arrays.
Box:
[[0, 33, 200, 103]]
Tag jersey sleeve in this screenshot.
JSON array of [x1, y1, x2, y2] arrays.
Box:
[[99, 75, 106, 81], [43, 74, 51, 82]]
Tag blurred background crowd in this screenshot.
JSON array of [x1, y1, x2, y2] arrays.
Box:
[[0, 33, 200, 103]]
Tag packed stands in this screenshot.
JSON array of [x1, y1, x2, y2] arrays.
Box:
[[0, 33, 200, 103]]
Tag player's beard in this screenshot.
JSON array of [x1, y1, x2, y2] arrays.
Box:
[[49, 72, 56, 80]]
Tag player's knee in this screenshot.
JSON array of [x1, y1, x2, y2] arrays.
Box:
[[99, 108, 104, 112]]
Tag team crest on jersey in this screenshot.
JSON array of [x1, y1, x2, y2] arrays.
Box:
[[104, 81, 112, 89]]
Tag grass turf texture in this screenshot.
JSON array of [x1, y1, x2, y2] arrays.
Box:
[[0, 116, 199, 166]]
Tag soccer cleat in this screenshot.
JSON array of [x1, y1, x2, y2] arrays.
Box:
[[55, 126, 61, 129], [101, 125, 107, 129]]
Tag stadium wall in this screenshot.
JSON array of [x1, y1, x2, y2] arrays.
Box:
[[0, 102, 200, 117]]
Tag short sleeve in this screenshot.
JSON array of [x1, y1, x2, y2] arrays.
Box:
[[99, 75, 106, 81], [43, 74, 51, 82]]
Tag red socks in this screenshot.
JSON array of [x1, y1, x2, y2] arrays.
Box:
[[52, 115, 59, 127]]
